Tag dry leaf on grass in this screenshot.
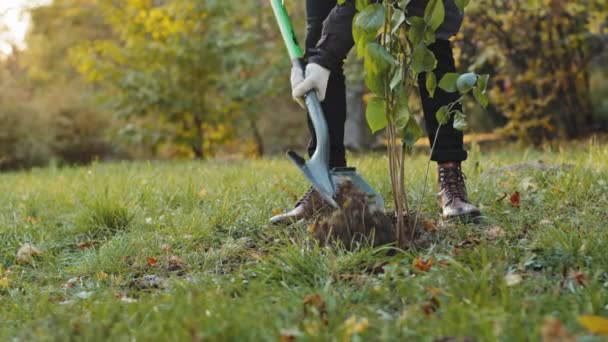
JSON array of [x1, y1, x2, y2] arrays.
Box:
[[422, 219, 438, 232], [413, 257, 433, 272], [77, 240, 100, 250], [487, 226, 506, 239], [505, 273, 522, 286], [509, 191, 521, 208], [167, 256, 187, 271], [570, 271, 587, 287], [342, 316, 370, 336], [540, 317, 575, 342], [146, 256, 159, 266], [578, 315, 608, 335], [302, 293, 328, 326], [16, 243, 42, 264], [279, 329, 301, 342]]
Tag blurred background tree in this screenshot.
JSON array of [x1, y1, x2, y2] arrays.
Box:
[[0, 0, 606, 170], [456, 0, 608, 143]]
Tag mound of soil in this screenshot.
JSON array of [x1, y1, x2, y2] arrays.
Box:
[[310, 180, 427, 250]]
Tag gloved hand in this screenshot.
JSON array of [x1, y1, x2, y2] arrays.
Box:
[[290, 63, 331, 109]]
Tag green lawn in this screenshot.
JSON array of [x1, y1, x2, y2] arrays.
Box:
[[1, 140, 607, 341]]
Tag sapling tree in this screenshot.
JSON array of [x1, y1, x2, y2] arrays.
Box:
[[350, 0, 489, 245]]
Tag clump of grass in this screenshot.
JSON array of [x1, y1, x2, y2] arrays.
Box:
[[75, 198, 134, 239]]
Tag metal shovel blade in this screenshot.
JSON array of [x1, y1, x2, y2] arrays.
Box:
[[287, 87, 339, 207]]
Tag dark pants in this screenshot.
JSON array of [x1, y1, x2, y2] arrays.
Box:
[[305, 1, 467, 166]]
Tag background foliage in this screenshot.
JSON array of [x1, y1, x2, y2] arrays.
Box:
[[0, 0, 606, 169]]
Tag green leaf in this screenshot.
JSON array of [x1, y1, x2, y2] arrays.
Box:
[[354, 4, 385, 36], [402, 118, 424, 147], [423, 28, 436, 44], [453, 110, 468, 131], [390, 67, 403, 90], [456, 72, 478, 93], [356, 0, 370, 11], [365, 70, 385, 95], [435, 105, 450, 125], [454, 0, 470, 11], [410, 45, 437, 75], [473, 87, 489, 108], [364, 42, 396, 75], [353, 4, 385, 57], [407, 17, 426, 46], [426, 72, 437, 98], [391, 10, 406, 34], [394, 87, 410, 123], [438, 72, 459, 92], [366, 96, 387, 133], [477, 74, 490, 93], [424, 0, 445, 31]]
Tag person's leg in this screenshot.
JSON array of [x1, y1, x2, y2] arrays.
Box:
[[270, 1, 346, 225], [418, 40, 467, 163], [417, 39, 480, 221], [305, 0, 347, 168]]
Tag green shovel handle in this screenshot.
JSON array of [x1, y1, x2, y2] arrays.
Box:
[[269, 0, 304, 61]]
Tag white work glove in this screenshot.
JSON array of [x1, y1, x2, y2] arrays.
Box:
[[290, 63, 331, 109]]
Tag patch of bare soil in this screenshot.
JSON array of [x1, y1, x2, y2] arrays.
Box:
[[310, 180, 431, 250]]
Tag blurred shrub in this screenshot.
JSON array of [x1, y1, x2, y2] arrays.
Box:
[[458, 0, 607, 143], [0, 101, 51, 170], [0, 60, 51, 169]]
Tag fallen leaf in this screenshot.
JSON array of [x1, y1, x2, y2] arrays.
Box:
[[457, 236, 481, 248], [423, 219, 438, 232], [539, 219, 552, 225], [16, 243, 42, 264], [96, 271, 108, 281], [62, 277, 83, 289], [77, 240, 99, 250], [279, 329, 301, 342], [487, 226, 506, 239], [160, 244, 172, 252], [343, 316, 370, 336], [505, 273, 522, 286], [570, 271, 587, 287], [272, 208, 284, 216], [427, 287, 446, 296], [578, 315, 608, 335], [421, 296, 440, 315], [302, 293, 328, 326], [197, 188, 207, 198], [540, 317, 575, 342], [146, 256, 159, 266], [509, 191, 521, 208], [414, 257, 433, 272], [167, 255, 187, 271]]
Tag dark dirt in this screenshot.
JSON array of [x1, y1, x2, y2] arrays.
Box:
[[310, 180, 430, 250]]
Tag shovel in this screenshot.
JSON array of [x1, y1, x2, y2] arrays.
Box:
[[270, 0, 384, 212]]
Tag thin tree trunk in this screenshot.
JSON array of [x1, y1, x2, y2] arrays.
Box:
[[192, 116, 204, 159]]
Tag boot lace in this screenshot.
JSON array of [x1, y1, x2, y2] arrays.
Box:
[[438, 166, 469, 204]]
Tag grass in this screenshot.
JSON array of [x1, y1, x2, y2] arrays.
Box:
[[0, 139, 607, 341]]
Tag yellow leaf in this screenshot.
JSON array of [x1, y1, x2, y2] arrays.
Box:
[[578, 315, 608, 335], [343, 316, 370, 336]]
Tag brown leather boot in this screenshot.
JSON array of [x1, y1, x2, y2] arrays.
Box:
[[269, 187, 330, 225], [437, 162, 481, 222]]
